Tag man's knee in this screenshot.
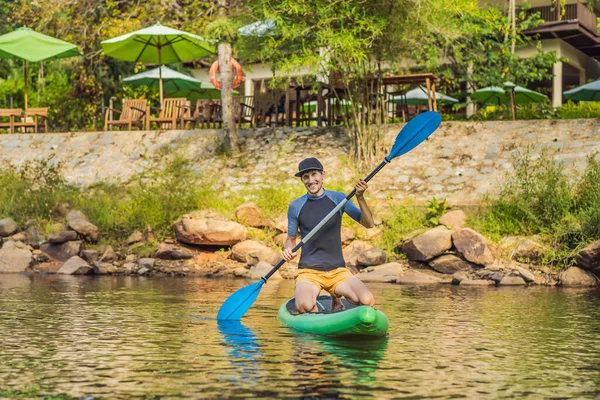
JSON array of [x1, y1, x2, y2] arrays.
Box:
[[295, 298, 316, 313], [360, 292, 375, 307]]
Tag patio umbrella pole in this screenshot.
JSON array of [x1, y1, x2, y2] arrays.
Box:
[[24, 60, 28, 109], [158, 45, 163, 104]]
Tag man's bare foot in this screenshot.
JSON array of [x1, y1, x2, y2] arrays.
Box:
[[331, 296, 345, 311]]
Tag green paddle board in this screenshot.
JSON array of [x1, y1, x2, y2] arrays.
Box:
[[278, 295, 389, 337]]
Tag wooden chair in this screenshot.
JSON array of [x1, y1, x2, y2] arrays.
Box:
[[147, 98, 187, 130], [0, 108, 23, 133], [181, 100, 214, 129], [15, 107, 49, 133], [104, 99, 148, 131]]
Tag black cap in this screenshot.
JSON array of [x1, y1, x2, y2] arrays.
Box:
[[295, 157, 323, 177]]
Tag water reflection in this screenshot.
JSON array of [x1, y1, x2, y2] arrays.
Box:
[[288, 333, 388, 398], [217, 320, 263, 360]]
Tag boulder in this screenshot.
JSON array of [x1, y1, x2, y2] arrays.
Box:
[[355, 262, 403, 283], [560, 267, 598, 287], [356, 247, 387, 267], [273, 233, 287, 247], [400, 226, 452, 261], [452, 228, 496, 266], [396, 273, 441, 285], [39, 261, 63, 274], [460, 279, 495, 286], [99, 245, 117, 262], [40, 240, 84, 262], [451, 271, 469, 285], [515, 266, 535, 283], [174, 215, 247, 246], [498, 276, 526, 286], [574, 240, 600, 277], [0, 241, 32, 273], [0, 218, 18, 237], [81, 250, 99, 264], [192, 250, 230, 264], [155, 243, 195, 260], [428, 254, 474, 274], [126, 231, 144, 245], [235, 203, 268, 227], [231, 240, 280, 266], [25, 226, 43, 248], [66, 210, 99, 242], [341, 228, 355, 246], [250, 261, 283, 280], [48, 230, 78, 244], [57, 256, 93, 275], [343, 240, 372, 268], [438, 210, 467, 229]]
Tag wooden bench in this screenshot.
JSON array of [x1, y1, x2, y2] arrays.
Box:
[[147, 98, 187, 130], [0, 108, 23, 133], [15, 107, 49, 133]]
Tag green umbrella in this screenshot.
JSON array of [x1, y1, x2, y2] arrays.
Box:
[[471, 82, 547, 105], [0, 27, 81, 108], [101, 23, 215, 103], [124, 66, 236, 100], [563, 79, 600, 101], [389, 86, 458, 106]]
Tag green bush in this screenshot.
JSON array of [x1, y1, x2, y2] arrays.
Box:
[[557, 101, 600, 119]]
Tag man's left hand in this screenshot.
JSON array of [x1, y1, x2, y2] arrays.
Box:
[[355, 179, 368, 197]]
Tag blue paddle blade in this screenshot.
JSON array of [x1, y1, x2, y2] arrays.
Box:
[[217, 280, 265, 321], [386, 111, 442, 161]]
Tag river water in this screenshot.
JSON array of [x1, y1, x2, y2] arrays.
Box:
[[0, 274, 599, 399]]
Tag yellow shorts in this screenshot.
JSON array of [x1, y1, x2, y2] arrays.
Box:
[[295, 267, 354, 294]]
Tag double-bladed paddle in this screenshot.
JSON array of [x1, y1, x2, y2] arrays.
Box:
[[217, 111, 442, 320]]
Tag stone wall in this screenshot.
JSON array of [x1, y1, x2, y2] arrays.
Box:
[[1, 119, 599, 206]]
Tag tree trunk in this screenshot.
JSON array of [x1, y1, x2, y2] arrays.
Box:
[[218, 42, 238, 152]]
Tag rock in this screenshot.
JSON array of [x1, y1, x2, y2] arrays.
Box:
[[451, 271, 468, 285], [574, 240, 600, 277], [138, 267, 150, 275], [498, 276, 526, 286], [235, 203, 268, 227], [126, 231, 144, 245], [516, 266, 535, 283], [0, 218, 18, 237], [146, 225, 156, 242], [250, 261, 282, 280], [0, 241, 32, 273], [560, 267, 598, 287], [93, 262, 115, 275], [39, 261, 63, 274], [272, 215, 288, 233], [81, 250, 99, 264], [428, 254, 474, 274], [57, 256, 93, 275], [231, 240, 281, 266], [125, 254, 137, 262], [355, 262, 403, 282], [11, 232, 27, 242], [356, 247, 387, 267], [122, 262, 137, 273], [139, 258, 155, 270], [396, 273, 441, 285], [48, 230, 78, 244], [438, 210, 467, 229], [341, 228, 355, 246], [343, 240, 372, 268], [40, 240, 84, 262], [66, 210, 99, 242], [192, 250, 230, 264], [274, 233, 287, 247], [400, 226, 452, 261], [460, 279, 495, 286], [514, 239, 546, 262], [452, 228, 496, 266], [25, 226, 43, 248], [155, 243, 194, 260], [233, 267, 249, 278], [174, 215, 247, 246], [99, 245, 117, 262]]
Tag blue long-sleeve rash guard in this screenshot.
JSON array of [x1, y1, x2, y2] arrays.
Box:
[[287, 190, 362, 271]]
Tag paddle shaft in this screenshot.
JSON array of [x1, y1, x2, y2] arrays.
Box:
[[262, 159, 389, 281]]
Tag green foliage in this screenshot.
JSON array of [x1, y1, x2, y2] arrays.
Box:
[[379, 204, 428, 253], [425, 197, 447, 226], [471, 149, 600, 267], [557, 101, 600, 119]]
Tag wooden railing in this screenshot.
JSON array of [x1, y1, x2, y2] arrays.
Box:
[[523, 2, 598, 34]]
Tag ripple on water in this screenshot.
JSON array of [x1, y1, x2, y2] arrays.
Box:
[[0, 276, 599, 399]]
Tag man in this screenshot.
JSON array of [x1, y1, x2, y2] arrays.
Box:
[[282, 157, 376, 313]]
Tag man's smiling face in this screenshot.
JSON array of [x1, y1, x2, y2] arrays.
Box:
[[301, 170, 324, 197]]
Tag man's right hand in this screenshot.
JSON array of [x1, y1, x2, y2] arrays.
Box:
[[282, 248, 297, 261]]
